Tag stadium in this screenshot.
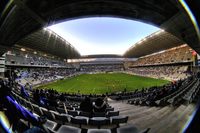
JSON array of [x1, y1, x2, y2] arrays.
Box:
[[0, 1, 200, 133]]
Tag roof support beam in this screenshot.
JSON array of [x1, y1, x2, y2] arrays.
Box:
[[13, 0, 47, 25]]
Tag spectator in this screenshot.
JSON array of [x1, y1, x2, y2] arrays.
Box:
[[47, 92, 58, 108], [59, 93, 66, 102], [33, 89, 40, 104], [103, 95, 108, 105], [20, 85, 29, 99], [93, 98, 107, 112], [80, 97, 93, 113]]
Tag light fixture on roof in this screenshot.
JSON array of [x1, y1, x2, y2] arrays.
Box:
[[155, 31, 160, 35], [160, 29, 165, 32], [137, 40, 142, 44], [20, 48, 26, 52], [33, 51, 37, 54], [49, 30, 52, 34]]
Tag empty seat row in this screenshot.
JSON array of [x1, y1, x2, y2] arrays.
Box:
[[155, 78, 196, 106], [68, 110, 118, 117], [51, 111, 128, 129], [46, 124, 150, 133], [183, 79, 200, 103], [167, 79, 197, 106]]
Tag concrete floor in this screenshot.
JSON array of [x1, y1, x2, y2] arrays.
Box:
[[109, 99, 196, 133]]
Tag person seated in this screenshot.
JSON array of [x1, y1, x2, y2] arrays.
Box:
[[20, 85, 29, 99], [93, 98, 107, 113], [59, 93, 66, 102], [32, 89, 40, 104], [80, 97, 93, 113], [46, 92, 58, 108], [103, 94, 109, 105]]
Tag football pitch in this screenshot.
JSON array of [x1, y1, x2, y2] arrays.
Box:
[[38, 73, 170, 94]]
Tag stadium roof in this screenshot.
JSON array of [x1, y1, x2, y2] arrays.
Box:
[[124, 30, 185, 58], [0, 0, 199, 57], [81, 54, 122, 58], [17, 29, 81, 59]]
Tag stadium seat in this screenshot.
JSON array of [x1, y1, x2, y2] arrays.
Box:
[[66, 105, 74, 110], [87, 129, 111, 133], [56, 125, 81, 133], [106, 111, 119, 117], [79, 111, 92, 117], [70, 116, 88, 128], [105, 108, 114, 112], [26, 102, 34, 111], [74, 106, 81, 111], [89, 117, 110, 129], [68, 110, 79, 117], [53, 112, 70, 124], [21, 98, 28, 107], [57, 107, 66, 114], [111, 116, 128, 127], [93, 112, 106, 117], [117, 125, 150, 133], [41, 108, 55, 120], [32, 104, 43, 116], [47, 106, 58, 112], [44, 120, 57, 131]]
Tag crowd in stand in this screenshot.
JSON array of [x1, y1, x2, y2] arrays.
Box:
[[127, 45, 193, 81], [1, 43, 198, 132], [1, 39, 199, 133], [131, 45, 192, 66], [129, 65, 190, 81], [13, 63, 193, 109], [112, 75, 196, 106], [17, 80, 110, 114], [0, 77, 123, 133], [16, 68, 77, 86], [130, 78, 185, 105], [0, 67, 198, 133], [80, 63, 124, 72], [15, 71, 199, 109], [30, 88, 108, 109], [4, 45, 195, 85], [5, 48, 66, 66]]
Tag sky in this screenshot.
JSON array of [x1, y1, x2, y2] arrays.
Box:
[[48, 17, 160, 56]]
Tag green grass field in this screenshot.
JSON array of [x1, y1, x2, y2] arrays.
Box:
[[37, 73, 170, 94]]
